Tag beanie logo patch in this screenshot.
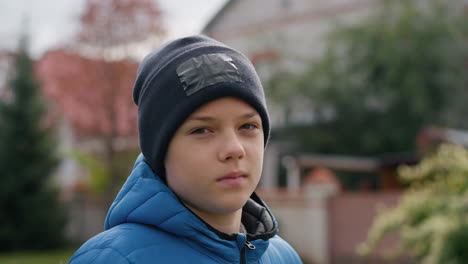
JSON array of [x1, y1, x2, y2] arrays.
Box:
[[176, 53, 242, 96]]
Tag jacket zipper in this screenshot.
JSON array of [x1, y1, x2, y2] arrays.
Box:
[[240, 241, 256, 264]]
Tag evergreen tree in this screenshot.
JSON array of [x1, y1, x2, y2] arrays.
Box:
[[0, 37, 65, 251]]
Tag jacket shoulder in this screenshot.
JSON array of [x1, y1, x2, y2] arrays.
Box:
[[69, 223, 218, 264], [69, 247, 130, 264], [68, 223, 168, 264], [264, 235, 303, 264]]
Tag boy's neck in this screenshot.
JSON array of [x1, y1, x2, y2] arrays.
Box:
[[185, 204, 243, 234]]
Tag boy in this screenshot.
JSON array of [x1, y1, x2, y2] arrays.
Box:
[[69, 35, 302, 264]]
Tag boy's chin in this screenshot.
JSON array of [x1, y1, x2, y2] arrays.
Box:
[[213, 196, 252, 214]]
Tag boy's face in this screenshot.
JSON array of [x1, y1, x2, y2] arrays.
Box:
[[165, 97, 264, 218]]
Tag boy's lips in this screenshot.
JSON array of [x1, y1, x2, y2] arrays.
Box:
[[216, 171, 248, 185]]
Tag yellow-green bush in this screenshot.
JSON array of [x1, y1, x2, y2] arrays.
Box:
[[359, 144, 468, 263]]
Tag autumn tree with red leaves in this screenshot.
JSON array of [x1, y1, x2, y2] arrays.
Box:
[[38, 0, 165, 197], [37, 50, 138, 138], [76, 0, 165, 59]]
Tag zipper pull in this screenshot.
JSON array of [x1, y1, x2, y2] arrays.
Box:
[[245, 241, 256, 250]]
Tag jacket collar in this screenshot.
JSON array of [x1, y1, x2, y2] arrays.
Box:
[[104, 154, 278, 261]]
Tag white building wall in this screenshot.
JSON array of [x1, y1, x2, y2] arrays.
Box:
[[204, 0, 380, 133], [274, 206, 329, 263], [205, 0, 379, 74], [259, 184, 338, 264], [53, 117, 82, 191], [204, 0, 382, 189]]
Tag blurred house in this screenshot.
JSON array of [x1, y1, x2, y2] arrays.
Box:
[[202, 0, 468, 263], [272, 154, 411, 263], [203, 0, 380, 127], [202, 0, 389, 192], [417, 127, 468, 154], [262, 128, 468, 263], [202, 0, 468, 189], [202, 0, 379, 70]]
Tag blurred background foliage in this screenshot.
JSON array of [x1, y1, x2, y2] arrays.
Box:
[[0, 249, 73, 264], [0, 36, 66, 251], [69, 150, 109, 195], [69, 147, 140, 195], [1, 0, 467, 261], [358, 144, 468, 264], [267, 0, 468, 155], [0, 0, 166, 254]]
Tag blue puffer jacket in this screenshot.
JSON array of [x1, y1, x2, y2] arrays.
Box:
[[69, 154, 302, 264]]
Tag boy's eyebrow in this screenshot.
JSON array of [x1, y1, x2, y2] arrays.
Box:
[[187, 116, 216, 122], [187, 112, 260, 122], [240, 112, 260, 119]]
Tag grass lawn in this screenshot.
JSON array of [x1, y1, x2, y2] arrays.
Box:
[[0, 249, 75, 264]]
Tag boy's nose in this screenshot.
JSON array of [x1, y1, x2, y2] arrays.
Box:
[[218, 133, 245, 162]]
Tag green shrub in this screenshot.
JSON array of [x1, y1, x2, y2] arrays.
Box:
[[359, 144, 468, 263]]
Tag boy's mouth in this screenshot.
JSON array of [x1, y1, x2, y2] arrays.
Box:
[[216, 171, 248, 185]]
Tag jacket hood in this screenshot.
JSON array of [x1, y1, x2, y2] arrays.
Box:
[[104, 154, 278, 259]]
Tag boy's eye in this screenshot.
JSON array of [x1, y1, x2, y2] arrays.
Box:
[[190, 127, 211, 135], [240, 123, 259, 130]]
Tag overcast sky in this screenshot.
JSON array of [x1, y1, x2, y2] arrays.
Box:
[[0, 0, 227, 58]]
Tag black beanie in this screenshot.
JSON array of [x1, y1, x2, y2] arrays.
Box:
[[133, 35, 270, 177]]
